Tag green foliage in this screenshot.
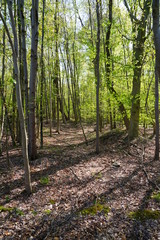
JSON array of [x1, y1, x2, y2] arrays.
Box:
[[44, 209, 52, 215], [32, 210, 38, 216], [79, 203, 110, 217], [151, 192, 160, 202], [49, 199, 56, 205], [40, 176, 49, 185], [14, 208, 24, 216], [0, 206, 13, 212], [128, 209, 160, 221], [0, 206, 24, 216], [9, 77, 16, 85], [5, 196, 10, 203], [92, 172, 102, 179], [0, 0, 156, 133]]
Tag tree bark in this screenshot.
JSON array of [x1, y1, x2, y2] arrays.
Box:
[[95, 0, 101, 154], [152, 0, 160, 160], [104, 0, 130, 130], [126, 0, 151, 139], [28, 0, 39, 160], [0, 1, 32, 193], [18, 0, 29, 131], [40, 0, 45, 148], [54, 0, 60, 133]]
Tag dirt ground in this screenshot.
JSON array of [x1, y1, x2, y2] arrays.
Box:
[[0, 123, 160, 240]]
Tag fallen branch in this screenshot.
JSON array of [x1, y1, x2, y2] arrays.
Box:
[[69, 167, 82, 182]]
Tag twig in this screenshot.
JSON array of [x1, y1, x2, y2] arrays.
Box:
[[69, 167, 82, 182]]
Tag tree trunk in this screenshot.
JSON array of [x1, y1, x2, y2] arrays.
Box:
[[95, 0, 101, 154], [40, 0, 45, 148], [105, 0, 130, 131], [54, 0, 60, 133], [0, 107, 4, 156], [152, 0, 160, 160], [0, 1, 32, 193], [18, 0, 29, 131], [28, 0, 39, 160], [126, 0, 151, 139]]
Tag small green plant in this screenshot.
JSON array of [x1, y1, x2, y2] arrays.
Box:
[[15, 208, 24, 216], [128, 209, 160, 221], [44, 209, 52, 215], [5, 196, 10, 203], [32, 210, 37, 216], [0, 206, 13, 212], [151, 192, 160, 202], [79, 203, 110, 217], [92, 172, 102, 179], [40, 176, 49, 185], [49, 199, 56, 205], [0, 206, 24, 216]]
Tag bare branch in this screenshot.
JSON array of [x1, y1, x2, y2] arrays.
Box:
[[123, 0, 139, 22], [0, 9, 14, 54], [7, 0, 18, 56], [138, 0, 144, 11]]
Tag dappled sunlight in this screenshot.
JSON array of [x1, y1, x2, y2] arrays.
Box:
[[1, 123, 159, 239]]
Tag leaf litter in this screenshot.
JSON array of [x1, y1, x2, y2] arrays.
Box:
[[0, 123, 160, 239]]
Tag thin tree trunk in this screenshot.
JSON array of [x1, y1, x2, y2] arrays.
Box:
[[17, 0, 24, 107], [0, 1, 32, 193], [60, 46, 71, 120], [0, 107, 4, 156], [105, 0, 130, 131], [95, 0, 101, 154], [40, 0, 45, 148], [18, 0, 29, 131], [152, 0, 160, 160], [0, 87, 16, 146], [5, 116, 10, 168], [28, 0, 39, 160], [88, 0, 94, 47], [54, 0, 60, 133], [48, 49, 52, 137], [64, 33, 78, 122], [0, 1, 6, 155]]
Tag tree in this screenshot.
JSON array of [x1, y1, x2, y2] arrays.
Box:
[[124, 0, 152, 139], [28, 0, 39, 160], [0, 0, 32, 194], [40, 0, 45, 148], [152, 0, 160, 160], [105, 0, 130, 130], [95, 0, 101, 153], [54, 0, 60, 133], [17, 0, 29, 131]]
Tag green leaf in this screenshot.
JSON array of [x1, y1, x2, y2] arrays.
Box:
[[9, 77, 16, 85], [151, 192, 160, 202], [40, 176, 49, 185], [15, 208, 24, 216], [44, 209, 52, 215]]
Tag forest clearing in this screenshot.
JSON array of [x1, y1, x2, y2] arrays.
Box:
[[1, 0, 160, 239], [1, 123, 160, 239]]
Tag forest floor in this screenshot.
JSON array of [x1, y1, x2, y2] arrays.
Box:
[[0, 123, 160, 240]]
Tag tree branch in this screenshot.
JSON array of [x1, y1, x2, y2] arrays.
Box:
[[123, 0, 139, 22], [0, 9, 14, 54]]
